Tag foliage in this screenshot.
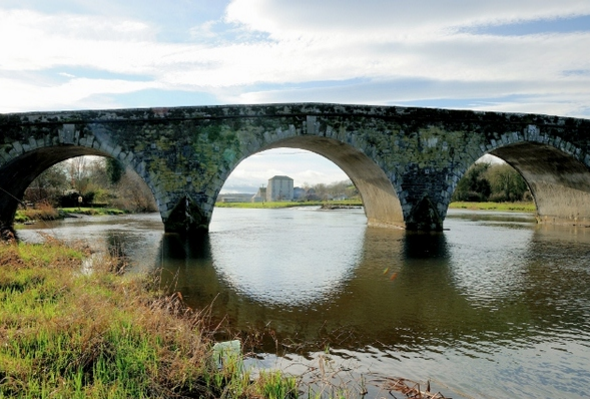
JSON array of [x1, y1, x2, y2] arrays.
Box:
[[110, 170, 158, 213], [24, 164, 68, 205], [452, 162, 530, 202], [24, 156, 157, 213], [106, 158, 124, 185], [452, 163, 491, 202], [14, 201, 61, 224], [484, 164, 530, 202], [0, 239, 300, 398], [59, 207, 128, 216], [301, 180, 360, 201]]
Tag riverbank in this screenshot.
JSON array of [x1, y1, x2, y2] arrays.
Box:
[[448, 201, 535, 212], [0, 240, 297, 398], [215, 200, 363, 209], [15, 206, 128, 224], [216, 200, 536, 212]]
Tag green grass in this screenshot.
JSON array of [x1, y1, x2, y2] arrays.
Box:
[[15, 207, 128, 224], [449, 201, 536, 212], [59, 207, 128, 216], [0, 239, 298, 398], [215, 200, 363, 209], [217, 200, 535, 213]]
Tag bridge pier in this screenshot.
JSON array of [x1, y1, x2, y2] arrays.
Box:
[[404, 195, 443, 231], [161, 196, 214, 234]]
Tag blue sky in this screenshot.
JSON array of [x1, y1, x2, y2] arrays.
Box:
[[2, 1, 590, 192]]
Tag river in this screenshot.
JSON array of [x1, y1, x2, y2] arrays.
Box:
[[18, 207, 590, 398]]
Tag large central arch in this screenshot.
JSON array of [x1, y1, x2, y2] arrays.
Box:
[[259, 136, 404, 228]]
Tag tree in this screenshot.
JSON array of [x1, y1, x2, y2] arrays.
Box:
[[452, 163, 491, 202], [110, 168, 158, 212], [25, 164, 68, 205], [485, 164, 529, 202], [68, 156, 91, 194], [106, 158, 124, 185]]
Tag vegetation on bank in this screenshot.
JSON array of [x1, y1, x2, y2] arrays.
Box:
[[0, 239, 297, 398], [448, 201, 536, 212], [25, 156, 157, 215], [452, 162, 530, 202], [15, 206, 128, 224], [217, 200, 536, 213], [215, 199, 363, 209]]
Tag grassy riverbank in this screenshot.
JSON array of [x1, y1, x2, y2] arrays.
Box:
[[448, 201, 536, 212], [0, 239, 297, 398], [217, 200, 535, 213], [215, 200, 363, 209], [15, 206, 128, 224]]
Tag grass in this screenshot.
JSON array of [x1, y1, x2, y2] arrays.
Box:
[[0, 238, 298, 398], [59, 207, 128, 216], [15, 206, 128, 224], [217, 200, 536, 214], [448, 201, 536, 212], [215, 200, 363, 209]]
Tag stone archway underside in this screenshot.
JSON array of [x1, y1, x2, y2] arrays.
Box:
[[0, 146, 106, 226], [492, 143, 590, 224], [263, 136, 405, 228]]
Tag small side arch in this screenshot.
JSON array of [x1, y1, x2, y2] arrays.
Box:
[[0, 144, 159, 228], [491, 142, 590, 224]]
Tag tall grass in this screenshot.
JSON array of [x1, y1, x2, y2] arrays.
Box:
[[15, 201, 60, 224], [0, 239, 297, 398], [15, 206, 128, 224]]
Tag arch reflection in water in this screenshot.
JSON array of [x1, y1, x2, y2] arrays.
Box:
[[158, 207, 366, 311]]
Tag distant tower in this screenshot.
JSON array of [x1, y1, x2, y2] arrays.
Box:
[[266, 175, 294, 201]]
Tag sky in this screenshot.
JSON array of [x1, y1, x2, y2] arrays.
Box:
[[2, 1, 590, 192]]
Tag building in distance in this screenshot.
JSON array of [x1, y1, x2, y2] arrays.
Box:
[[266, 175, 293, 201]]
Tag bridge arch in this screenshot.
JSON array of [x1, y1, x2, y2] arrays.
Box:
[[0, 139, 161, 228], [491, 142, 590, 224], [447, 131, 590, 225], [216, 136, 405, 228]]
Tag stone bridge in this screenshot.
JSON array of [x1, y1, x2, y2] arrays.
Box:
[[1, 103, 590, 233]]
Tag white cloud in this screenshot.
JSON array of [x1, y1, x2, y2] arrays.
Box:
[[0, 77, 158, 112], [225, 0, 590, 39], [0, 2, 589, 116]]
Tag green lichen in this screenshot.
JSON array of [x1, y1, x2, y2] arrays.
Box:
[[147, 159, 184, 192]]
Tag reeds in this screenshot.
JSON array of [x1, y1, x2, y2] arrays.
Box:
[[15, 201, 60, 223]]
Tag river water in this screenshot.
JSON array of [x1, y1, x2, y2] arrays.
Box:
[[18, 207, 590, 398]]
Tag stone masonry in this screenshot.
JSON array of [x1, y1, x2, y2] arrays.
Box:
[[1, 103, 590, 233]]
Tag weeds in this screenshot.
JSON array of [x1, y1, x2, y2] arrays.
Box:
[[14, 204, 128, 225], [14, 201, 60, 224], [0, 239, 299, 398]]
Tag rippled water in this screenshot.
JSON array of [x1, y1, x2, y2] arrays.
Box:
[[19, 208, 590, 398]]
